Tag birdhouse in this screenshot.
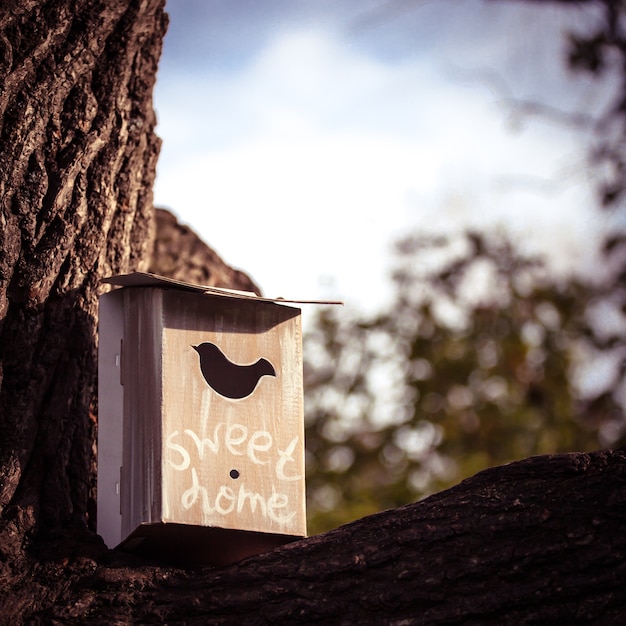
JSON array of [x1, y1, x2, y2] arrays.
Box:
[[97, 272, 339, 566]]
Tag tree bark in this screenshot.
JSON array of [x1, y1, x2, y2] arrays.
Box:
[[0, 0, 167, 540], [4, 448, 624, 624]]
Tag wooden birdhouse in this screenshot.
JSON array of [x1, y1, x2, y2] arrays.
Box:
[[97, 272, 339, 566]]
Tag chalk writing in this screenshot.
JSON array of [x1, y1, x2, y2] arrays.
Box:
[[181, 468, 295, 524], [182, 425, 273, 465], [165, 426, 301, 526], [166, 427, 302, 481]]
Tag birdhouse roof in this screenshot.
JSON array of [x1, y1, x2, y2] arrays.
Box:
[[102, 272, 343, 306]]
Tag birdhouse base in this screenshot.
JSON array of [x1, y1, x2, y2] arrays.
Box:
[[117, 523, 303, 567]]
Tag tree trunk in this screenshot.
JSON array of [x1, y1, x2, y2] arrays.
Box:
[[5, 449, 626, 624], [0, 0, 167, 549]]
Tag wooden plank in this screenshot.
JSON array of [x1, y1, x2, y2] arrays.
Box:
[[121, 288, 164, 537], [97, 289, 125, 547], [102, 272, 343, 305], [160, 290, 306, 537], [99, 283, 308, 563]]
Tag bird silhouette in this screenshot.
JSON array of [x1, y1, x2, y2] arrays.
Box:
[[192, 342, 276, 399]]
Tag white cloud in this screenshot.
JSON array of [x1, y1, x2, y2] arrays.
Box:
[[153, 27, 608, 313]]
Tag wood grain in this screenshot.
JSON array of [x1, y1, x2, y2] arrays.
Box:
[[98, 286, 306, 564]]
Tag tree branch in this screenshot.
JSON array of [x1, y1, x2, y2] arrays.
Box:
[[14, 448, 626, 624]]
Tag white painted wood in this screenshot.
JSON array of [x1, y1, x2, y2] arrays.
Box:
[[97, 278, 309, 562], [102, 271, 343, 305], [121, 288, 164, 538], [160, 290, 306, 536], [96, 289, 124, 548]]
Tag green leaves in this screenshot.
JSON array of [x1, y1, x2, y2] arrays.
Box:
[[304, 231, 625, 534]]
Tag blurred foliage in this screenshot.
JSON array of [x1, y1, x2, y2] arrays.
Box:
[[302, 0, 626, 534], [304, 231, 626, 534], [564, 0, 626, 207]]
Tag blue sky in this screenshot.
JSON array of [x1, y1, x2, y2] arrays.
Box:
[[153, 1, 619, 311]]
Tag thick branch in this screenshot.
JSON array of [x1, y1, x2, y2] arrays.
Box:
[[12, 448, 626, 624]]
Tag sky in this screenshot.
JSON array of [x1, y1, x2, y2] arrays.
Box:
[[152, 0, 622, 314]]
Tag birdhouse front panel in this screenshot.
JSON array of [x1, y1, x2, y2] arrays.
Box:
[[159, 289, 306, 538]]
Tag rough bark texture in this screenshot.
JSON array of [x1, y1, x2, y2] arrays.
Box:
[[2, 449, 624, 624], [0, 0, 167, 554]]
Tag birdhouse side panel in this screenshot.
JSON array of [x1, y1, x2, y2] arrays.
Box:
[[121, 288, 164, 537], [97, 289, 125, 548], [159, 292, 306, 537]]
